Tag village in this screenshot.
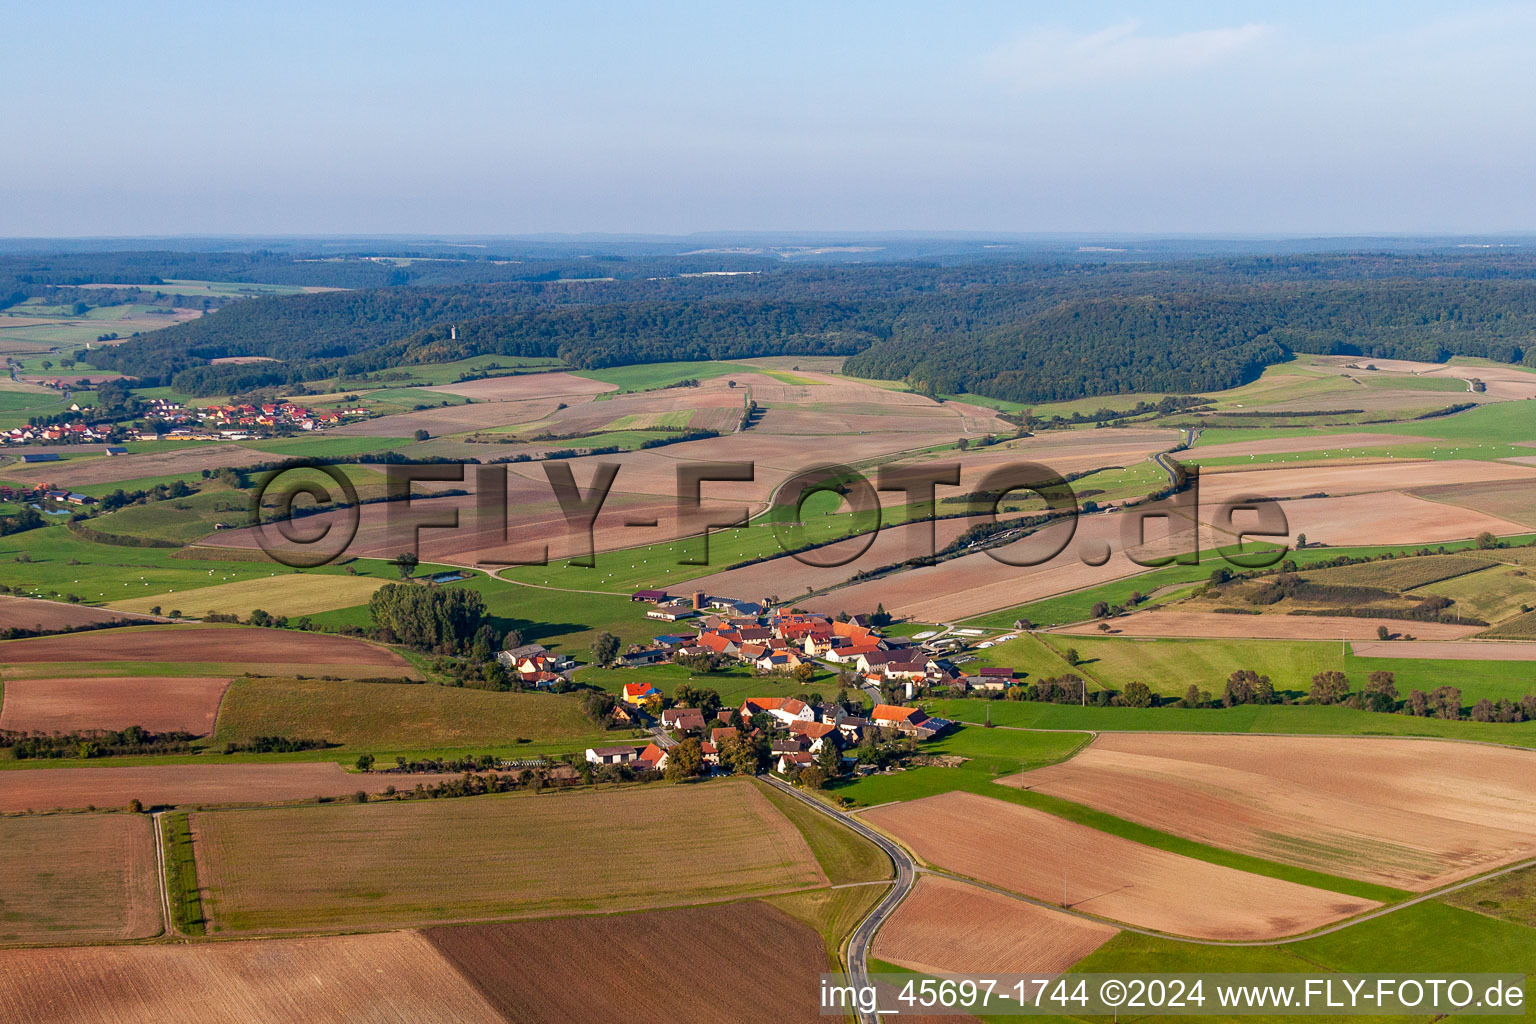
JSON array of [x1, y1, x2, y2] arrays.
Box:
[[482, 587, 1030, 788], [1, 393, 369, 447]]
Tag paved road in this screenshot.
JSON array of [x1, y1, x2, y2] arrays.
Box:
[[764, 776, 914, 1023], [648, 725, 678, 749]]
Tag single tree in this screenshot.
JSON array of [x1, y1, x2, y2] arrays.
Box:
[[394, 551, 419, 579], [355, 753, 375, 772], [1309, 670, 1350, 705], [591, 631, 620, 667]]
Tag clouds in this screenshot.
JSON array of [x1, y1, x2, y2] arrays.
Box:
[[982, 20, 1270, 91]]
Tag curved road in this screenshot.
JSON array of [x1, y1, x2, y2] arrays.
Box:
[[764, 776, 914, 1024]]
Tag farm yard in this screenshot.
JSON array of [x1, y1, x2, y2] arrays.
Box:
[[189, 780, 826, 931], [0, 814, 160, 944], [1003, 733, 1536, 890], [860, 790, 1379, 940]]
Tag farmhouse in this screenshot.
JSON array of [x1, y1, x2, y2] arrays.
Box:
[[636, 743, 668, 771], [585, 745, 640, 765], [661, 707, 707, 732], [622, 682, 662, 705]]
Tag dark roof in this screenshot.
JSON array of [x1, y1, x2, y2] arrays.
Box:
[[20, 453, 60, 463]]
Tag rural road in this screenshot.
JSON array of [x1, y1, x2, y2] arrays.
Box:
[[763, 776, 914, 1024]]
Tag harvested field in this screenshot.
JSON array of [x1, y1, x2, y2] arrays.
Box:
[[1196, 459, 1536, 503], [191, 779, 825, 931], [1266, 491, 1530, 547], [1300, 553, 1495, 590], [0, 763, 463, 813], [423, 902, 832, 1024], [0, 675, 230, 735], [873, 875, 1117, 976], [420, 371, 618, 402], [0, 932, 505, 1023], [107, 573, 387, 618], [794, 510, 1193, 622], [1421, 363, 1536, 401], [1005, 733, 1536, 890], [0, 596, 154, 632], [861, 791, 1378, 940], [0, 625, 411, 671], [1191, 432, 1439, 459], [212, 677, 600, 750], [1055, 610, 1481, 640], [5, 444, 284, 487], [1349, 639, 1536, 660], [1411, 478, 1536, 529], [330, 396, 570, 437], [0, 814, 159, 944]]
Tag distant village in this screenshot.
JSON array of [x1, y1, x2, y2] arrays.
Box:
[[2, 393, 369, 446]]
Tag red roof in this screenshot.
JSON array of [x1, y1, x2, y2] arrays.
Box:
[[870, 703, 926, 724]]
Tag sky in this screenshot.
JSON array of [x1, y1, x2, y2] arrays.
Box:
[[5, 0, 1536, 236]]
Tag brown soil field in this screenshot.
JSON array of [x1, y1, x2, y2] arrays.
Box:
[[6, 444, 285, 487], [1055, 610, 1482, 640], [1191, 432, 1439, 459], [420, 371, 618, 402], [199, 484, 756, 566], [0, 625, 411, 670], [1421, 364, 1536, 402], [0, 814, 159, 944], [1263, 491, 1530, 547], [0, 675, 230, 735], [1196, 459, 1536, 503], [331, 396, 573, 437], [0, 763, 463, 813], [873, 875, 1117, 977], [861, 791, 1378, 940], [0, 932, 505, 1023], [191, 779, 825, 932], [1349, 639, 1536, 660], [1004, 733, 1536, 891], [1411, 478, 1536, 529], [423, 902, 833, 1024], [796, 510, 1195, 622], [0, 596, 155, 632]]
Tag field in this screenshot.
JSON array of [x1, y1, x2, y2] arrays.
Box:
[[1442, 863, 1536, 927], [5, 443, 285, 487], [0, 814, 160, 944], [860, 790, 1379, 940], [0, 595, 155, 631], [108, 573, 389, 618], [422, 902, 833, 1024], [211, 677, 605, 752], [872, 875, 1118, 976], [190, 779, 825, 931], [0, 625, 413, 673], [0, 932, 506, 1023], [1413, 478, 1536, 529], [1004, 733, 1536, 890], [0, 675, 230, 735], [1054, 610, 1481, 640], [1349, 639, 1536, 660], [0, 763, 446, 813]]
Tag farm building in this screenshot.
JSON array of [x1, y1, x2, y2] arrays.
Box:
[[585, 745, 641, 766]]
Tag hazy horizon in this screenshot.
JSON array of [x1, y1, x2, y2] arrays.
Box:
[[8, 1, 1536, 236]]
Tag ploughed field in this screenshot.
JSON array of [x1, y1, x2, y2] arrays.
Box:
[[0, 814, 160, 944], [1003, 733, 1536, 890], [190, 779, 826, 931], [872, 875, 1118, 976], [861, 791, 1378, 940], [0, 625, 414, 673], [0, 901, 836, 1024], [0, 674, 230, 735]]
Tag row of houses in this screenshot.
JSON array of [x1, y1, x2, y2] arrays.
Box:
[[585, 696, 949, 773]]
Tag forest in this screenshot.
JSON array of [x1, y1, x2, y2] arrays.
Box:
[[67, 251, 1536, 402]]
